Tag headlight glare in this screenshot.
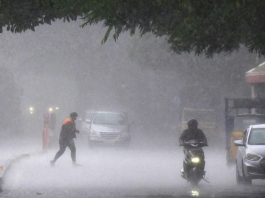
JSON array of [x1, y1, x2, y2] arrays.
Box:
[[191, 157, 200, 163]]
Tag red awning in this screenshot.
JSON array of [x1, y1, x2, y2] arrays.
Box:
[[245, 62, 265, 83]]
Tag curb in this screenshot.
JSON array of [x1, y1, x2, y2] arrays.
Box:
[[0, 154, 30, 192]]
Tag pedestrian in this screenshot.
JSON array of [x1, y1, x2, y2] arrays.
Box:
[[50, 112, 81, 166]]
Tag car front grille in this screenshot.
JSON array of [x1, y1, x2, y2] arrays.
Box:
[[247, 166, 264, 174], [100, 132, 119, 139]]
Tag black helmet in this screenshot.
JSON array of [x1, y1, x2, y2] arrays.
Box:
[[187, 118, 198, 128], [70, 112, 78, 118]]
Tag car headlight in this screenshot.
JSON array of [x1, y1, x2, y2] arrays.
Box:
[[90, 129, 99, 135], [191, 157, 200, 163], [246, 150, 261, 161]]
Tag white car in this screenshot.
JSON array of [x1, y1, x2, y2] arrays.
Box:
[[88, 111, 132, 147], [80, 111, 95, 133], [234, 124, 265, 185]]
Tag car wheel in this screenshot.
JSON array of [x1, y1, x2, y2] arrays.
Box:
[[88, 139, 94, 149], [242, 162, 252, 185], [242, 175, 252, 185], [236, 163, 243, 185]]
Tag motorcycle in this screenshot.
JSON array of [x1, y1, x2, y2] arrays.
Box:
[[180, 139, 209, 186]]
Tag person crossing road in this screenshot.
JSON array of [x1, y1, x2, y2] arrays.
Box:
[[50, 112, 81, 166]]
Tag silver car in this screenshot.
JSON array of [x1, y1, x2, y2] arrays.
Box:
[[234, 124, 265, 185], [80, 111, 95, 133], [88, 111, 132, 147]]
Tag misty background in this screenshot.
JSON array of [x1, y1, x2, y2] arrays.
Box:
[[0, 19, 263, 147]]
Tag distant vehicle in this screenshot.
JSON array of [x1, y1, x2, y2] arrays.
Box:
[[234, 124, 265, 185], [80, 111, 95, 133], [88, 111, 132, 147]]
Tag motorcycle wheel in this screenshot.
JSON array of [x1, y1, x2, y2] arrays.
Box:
[[190, 179, 199, 187], [189, 169, 200, 186]]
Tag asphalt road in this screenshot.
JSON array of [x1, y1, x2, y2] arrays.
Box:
[[1, 134, 265, 198]]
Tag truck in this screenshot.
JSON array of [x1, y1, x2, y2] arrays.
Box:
[[181, 108, 217, 138], [225, 98, 265, 166]]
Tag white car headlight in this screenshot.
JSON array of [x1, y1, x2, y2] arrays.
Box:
[[246, 150, 261, 161], [90, 129, 99, 135]]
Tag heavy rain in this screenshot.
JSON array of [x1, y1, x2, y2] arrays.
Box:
[[0, 14, 265, 198]]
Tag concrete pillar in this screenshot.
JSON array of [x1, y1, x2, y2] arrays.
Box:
[[251, 84, 256, 98]]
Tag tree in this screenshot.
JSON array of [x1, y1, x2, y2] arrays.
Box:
[[126, 32, 262, 129], [1, 0, 265, 57]]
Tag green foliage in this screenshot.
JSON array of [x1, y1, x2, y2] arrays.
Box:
[[126, 32, 259, 116], [1, 0, 265, 57]]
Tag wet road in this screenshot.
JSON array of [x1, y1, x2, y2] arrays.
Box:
[[1, 135, 265, 198]]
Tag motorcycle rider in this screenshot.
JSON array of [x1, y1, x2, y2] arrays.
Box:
[[179, 118, 207, 179]]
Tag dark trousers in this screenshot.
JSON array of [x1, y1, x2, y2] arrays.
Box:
[[53, 138, 76, 163]]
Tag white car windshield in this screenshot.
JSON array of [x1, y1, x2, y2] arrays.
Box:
[[248, 128, 265, 145], [93, 113, 127, 125]]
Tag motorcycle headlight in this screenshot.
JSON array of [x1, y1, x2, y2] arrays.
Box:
[[191, 157, 200, 163], [246, 150, 261, 161]]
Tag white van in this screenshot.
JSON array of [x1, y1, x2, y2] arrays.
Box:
[[88, 111, 132, 147]]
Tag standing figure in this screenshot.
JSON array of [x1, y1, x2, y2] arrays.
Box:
[[50, 112, 80, 166]]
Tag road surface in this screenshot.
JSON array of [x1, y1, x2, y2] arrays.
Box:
[[1, 134, 265, 198]]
